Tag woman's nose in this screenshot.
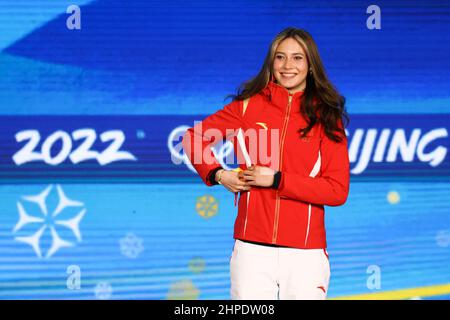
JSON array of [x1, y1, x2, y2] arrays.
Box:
[[283, 58, 294, 69]]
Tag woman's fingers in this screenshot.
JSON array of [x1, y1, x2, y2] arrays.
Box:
[[228, 186, 249, 193], [236, 183, 251, 190], [224, 166, 273, 189], [220, 168, 260, 192], [231, 180, 251, 191], [222, 177, 251, 193], [230, 176, 246, 185], [236, 180, 249, 185], [242, 171, 255, 182]]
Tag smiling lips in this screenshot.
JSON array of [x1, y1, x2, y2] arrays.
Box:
[[280, 72, 297, 79]]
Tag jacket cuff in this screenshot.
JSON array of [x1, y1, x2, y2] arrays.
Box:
[[271, 171, 282, 189], [208, 166, 223, 185]]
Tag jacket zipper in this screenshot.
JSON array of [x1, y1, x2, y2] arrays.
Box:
[[272, 94, 293, 244]]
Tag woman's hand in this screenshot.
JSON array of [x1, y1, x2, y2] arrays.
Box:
[[216, 169, 251, 193], [241, 165, 275, 187]]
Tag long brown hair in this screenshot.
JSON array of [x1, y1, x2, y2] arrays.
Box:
[[226, 27, 349, 143]]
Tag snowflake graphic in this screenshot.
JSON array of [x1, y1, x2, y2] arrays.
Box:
[[119, 232, 144, 258], [12, 184, 86, 258]]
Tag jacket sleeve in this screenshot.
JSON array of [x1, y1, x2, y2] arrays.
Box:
[[182, 99, 243, 186], [277, 121, 350, 206]]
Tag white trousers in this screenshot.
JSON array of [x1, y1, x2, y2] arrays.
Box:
[[230, 239, 330, 300]]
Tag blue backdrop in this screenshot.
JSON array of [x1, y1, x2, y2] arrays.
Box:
[[0, 0, 449, 300]]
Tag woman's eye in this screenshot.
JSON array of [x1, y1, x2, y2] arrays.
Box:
[[295, 56, 302, 60], [276, 55, 284, 59]]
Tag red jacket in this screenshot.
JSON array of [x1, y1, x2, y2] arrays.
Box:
[[182, 80, 350, 249]]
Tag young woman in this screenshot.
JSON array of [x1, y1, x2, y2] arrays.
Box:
[[182, 27, 350, 300]]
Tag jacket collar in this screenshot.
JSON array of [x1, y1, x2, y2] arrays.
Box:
[[261, 80, 304, 113]]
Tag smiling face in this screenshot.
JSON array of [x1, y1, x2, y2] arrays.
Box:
[[272, 37, 309, 93]]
